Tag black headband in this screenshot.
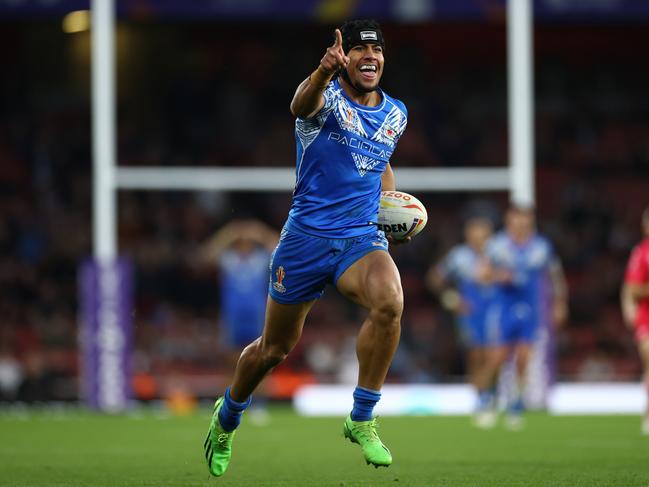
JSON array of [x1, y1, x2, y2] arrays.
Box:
[[342, 27, 385, 53]]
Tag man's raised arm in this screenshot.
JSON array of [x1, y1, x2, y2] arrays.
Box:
[[290, 29, 349, 119]]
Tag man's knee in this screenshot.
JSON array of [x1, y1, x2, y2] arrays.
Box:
[[487, 347, 508, 368], [259, 341, 292, 369], [369, 283, 404, 325]]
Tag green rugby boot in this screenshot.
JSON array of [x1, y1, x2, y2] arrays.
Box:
[[203, 397, 236, 477], [343, 415, 392, 468]]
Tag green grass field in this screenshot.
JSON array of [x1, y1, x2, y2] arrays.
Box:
[[1, 407, 648, 486]]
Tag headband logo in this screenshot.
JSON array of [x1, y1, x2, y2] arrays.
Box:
[[360, 31, 378, 41]]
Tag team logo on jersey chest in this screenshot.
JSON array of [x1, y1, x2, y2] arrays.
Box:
[[344, 109, 354, 129], [383, 124, 397, 142], [334, 100, 367, 137], [340, 107, 361, 133], [371, 105, 406, 148]]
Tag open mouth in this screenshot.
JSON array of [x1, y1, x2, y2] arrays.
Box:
[[359, 64, 377, 80]]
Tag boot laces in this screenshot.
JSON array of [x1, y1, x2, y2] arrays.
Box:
[[355, 418, 380, 442]]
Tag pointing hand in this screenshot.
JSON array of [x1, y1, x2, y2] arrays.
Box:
[[320, 29, 350, 75]]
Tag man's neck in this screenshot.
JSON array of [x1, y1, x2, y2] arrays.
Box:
[[339, 77, 381, 107]]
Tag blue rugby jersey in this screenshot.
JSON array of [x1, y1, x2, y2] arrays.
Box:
[[486, 231, 554, 307], [439, 244, 497, 316], [286, 78, 408, 238], [219, 248, 269, 332]]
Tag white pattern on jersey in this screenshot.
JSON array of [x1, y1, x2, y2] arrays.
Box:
[[371, 103, 407, 148], [295, 87, 339, 150], [351, 153, 381, 177]]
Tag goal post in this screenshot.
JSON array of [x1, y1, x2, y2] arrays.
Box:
[[508, 0, 535, 208], [92, 0, 117, 261], [82, 0, 133, 412]]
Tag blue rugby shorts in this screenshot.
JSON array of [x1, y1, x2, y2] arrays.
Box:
[[268, 228, 389, 304]]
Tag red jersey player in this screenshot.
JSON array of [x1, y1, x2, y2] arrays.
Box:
[[621, 207, 649, 434]]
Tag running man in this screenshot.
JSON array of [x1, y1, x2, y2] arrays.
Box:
[[427, 216, 497, 394], [475, 206, 568, 429], [204, 19, 409, 476], [621, 207, 649, 434]]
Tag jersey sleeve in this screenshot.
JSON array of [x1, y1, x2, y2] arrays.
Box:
[[485, 237, 505, 268], [219, 249, 236, 272], [295, 82, 338, 150], [391, 99, 408, 144], [309, 81, 338, 124], [625, 245, 649, 284], [539, 237, 554, 270], [437, 249, 458, 281]]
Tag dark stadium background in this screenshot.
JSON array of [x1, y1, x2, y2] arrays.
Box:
[[1, 1, 648, 403]]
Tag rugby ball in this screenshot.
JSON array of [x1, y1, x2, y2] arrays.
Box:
[[378, 191, 428, 240]]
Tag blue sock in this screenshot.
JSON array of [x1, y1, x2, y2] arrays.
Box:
[[477, 389, 494, 410], [509, 395, 525, 415], [218, 387, 252, 432], [351, 386, 381, 422]]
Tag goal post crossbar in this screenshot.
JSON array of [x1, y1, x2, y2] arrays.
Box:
[[116, 166, 511, 192]]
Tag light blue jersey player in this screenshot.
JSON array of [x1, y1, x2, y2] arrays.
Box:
[[487, 232, 554, 347], [429, 216, 497, 413], [205, 20, 410, 476], [195, 220, 278, 349], [474, 206, 568, 429], [219, 248, 269, 347], [438, 243, 497, 347]]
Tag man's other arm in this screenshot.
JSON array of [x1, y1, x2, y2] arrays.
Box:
[[381, 163, 395, 192]]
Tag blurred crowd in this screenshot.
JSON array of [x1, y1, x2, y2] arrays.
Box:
[[0, 21, 648, 401]]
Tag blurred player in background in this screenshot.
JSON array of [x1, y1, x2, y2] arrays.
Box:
[[621, 207, 649, 434], [204, 19, 409, 477], [475, 206, 568, 429], [427, 215, 496, 397], [195, 219, 278, 423]]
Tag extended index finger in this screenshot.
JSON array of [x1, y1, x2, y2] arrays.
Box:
[[334, 28, 342, 47]]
